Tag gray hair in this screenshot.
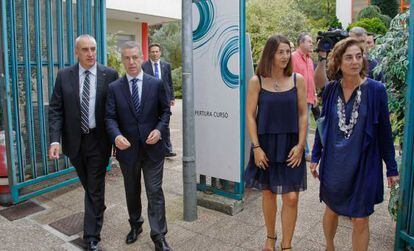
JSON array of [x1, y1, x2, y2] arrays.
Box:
[[297, 32, 311, 46], [349, 27, 367, 37], [75, 34, 97, 47], [120, 41, 142, 56]]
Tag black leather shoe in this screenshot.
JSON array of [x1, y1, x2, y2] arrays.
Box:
[[165, 152, 177, 158], [87, 240, 99, 251], [154, 238, 171, 251], [126, 226, 143, 244]]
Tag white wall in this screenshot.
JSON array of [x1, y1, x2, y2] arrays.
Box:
[[107, 19, 142, 45], [336, 0, 352, 28], [106, 0, 181, 20]]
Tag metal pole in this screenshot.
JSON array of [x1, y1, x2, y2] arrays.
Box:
[[182, 0, 197, 221]]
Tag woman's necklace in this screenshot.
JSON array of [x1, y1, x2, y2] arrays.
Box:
[[337, 80, 362, 139], [273, 79, 280, 91]]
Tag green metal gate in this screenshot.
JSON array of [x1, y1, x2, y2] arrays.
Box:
[[395, 1, 414, 249], [0, 0, 107, 203]]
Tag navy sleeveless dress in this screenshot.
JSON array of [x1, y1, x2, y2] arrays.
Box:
[[245, 74, 307, 194]]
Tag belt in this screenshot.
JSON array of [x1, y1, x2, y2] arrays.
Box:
[[82, 128, 97, 135]]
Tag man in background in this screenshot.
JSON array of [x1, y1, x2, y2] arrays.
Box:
[[142, 43, 176, 158], [291, 32, 317, 161]]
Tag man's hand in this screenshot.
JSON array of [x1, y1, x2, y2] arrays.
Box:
[[170, 100, 175, 106], [318, 51, 327, 58], [115, 135, 131, 150], [49, 144, 60, 159], [146, 129, 161, 145]]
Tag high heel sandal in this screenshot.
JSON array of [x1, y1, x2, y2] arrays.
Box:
[[280, 244, 292, 250], [262, 235, 277, 251]]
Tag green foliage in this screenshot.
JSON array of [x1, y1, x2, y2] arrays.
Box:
[[150, 22, 182, 97], [357, 5, 392, 27], [348, 18, 388, 35], [371, 0, 399, 18], [171, 67, 182, 99], [292, 0, 336, 29], [327, 16, 343, 29], [150, 22, 182, 69], [106, 33, 125, 76], [247, 0, 311, 63], [371, 11, 409, 145]]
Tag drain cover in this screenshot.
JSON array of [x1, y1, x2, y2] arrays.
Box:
[[0, 201, 45, 221], [49, 211, 84, 236]]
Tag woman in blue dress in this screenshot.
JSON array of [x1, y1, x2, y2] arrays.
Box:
[[310, 37, 399, 251], [245, 35, 308, 251]]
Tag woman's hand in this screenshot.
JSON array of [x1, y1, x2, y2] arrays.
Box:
[[310, 162, 319, 179], [253, 147, 269, 169], [287, 144, 304, 168], [387, 175, 399, 188]]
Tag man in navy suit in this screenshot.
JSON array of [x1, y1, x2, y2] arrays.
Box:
[[141, 43, 176, 157], [105, 41, 171, 250]]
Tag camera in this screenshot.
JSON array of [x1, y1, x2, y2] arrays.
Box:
[[316, 29, 348, 52]]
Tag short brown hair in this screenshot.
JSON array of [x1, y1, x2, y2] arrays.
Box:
[[256, 35, 292, 77], [149, 43, 161, 51], [327, 37, 368, 80]]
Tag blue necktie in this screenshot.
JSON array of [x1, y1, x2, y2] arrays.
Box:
[[154, 62, 160, 79], [131, 78, 140, 113], [80, 70, 90, 133]]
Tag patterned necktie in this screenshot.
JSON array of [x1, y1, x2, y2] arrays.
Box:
[[80, 70, 90, 134], [131, 78, 140, 113], [154, 62, 160, 79]]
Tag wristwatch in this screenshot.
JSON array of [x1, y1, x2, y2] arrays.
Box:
[[318, 55, 327, 62]]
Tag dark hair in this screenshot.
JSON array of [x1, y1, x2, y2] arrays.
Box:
[[256, 35, 292, 77], [327, 37, 368, 80], [149, 43, 161, 51], [297, 32, 310, 46]]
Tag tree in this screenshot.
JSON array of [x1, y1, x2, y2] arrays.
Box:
[[371, 11, 409, 146], [292, 0, 336, 29], [371, 0, 399, 18], [150, 22, 182, 69], [247, 0, 311, 63], [348, 17, 388, 35], [357, 5, 392, 27]]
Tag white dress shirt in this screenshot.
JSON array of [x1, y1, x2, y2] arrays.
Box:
[[150, 59, 162, 79], [79, 63, 97, 129]]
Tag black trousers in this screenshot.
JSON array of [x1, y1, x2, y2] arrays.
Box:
[[164, 127, 173, 153], [70, 131, 108, 242], [119, 148, 167, 242]]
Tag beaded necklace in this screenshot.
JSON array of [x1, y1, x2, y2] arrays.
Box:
[[337, 80, 363, 139]]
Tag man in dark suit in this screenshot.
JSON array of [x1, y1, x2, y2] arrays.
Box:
[[105, 41, 171, 251], [48, 34, 118, 251], [141, 43, 176, 157]]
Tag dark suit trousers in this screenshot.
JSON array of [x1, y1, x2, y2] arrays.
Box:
[[70, 131, 108, 242], [164, 127, 173, 153], [119, 148, 167, 241]]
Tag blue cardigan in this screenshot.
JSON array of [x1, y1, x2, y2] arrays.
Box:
[[312, 78, 398, 210]]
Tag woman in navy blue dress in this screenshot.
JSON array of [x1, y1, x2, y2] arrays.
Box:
[[245, 35, 308, 251], [310, 38, 399, 251]]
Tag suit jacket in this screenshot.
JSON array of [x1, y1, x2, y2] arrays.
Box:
[[105, 73, 171, 166], [49, 63, 119, 159], [141, 60, 175, 102]]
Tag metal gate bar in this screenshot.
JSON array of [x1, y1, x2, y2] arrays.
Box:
[[1, 0, 107, 203]]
